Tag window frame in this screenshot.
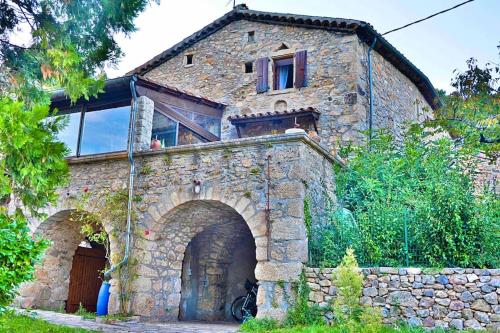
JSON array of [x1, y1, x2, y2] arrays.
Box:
[[56, 99, 131, 157], [272, 55, 295, 91], [184, 54, 194, 67]]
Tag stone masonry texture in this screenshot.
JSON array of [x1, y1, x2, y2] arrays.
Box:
[[17, 133, 336, 322], [143, 19, 433, 152], [305, 267, 500, 331]]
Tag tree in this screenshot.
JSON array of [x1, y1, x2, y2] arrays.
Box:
[[430, 45, 500, 156], [0, 0, 153, 310]]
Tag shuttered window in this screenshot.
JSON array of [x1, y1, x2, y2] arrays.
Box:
[[294, 50, 307, 88], [256, 57, 269, 93]]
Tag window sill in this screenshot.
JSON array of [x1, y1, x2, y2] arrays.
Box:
[[268, 88, 297, 96]]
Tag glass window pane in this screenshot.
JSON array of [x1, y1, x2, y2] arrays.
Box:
[[53, 111, 81, 156], [57, 112, 81, 156], [178, 124, 207, 146], [152, 111, 177, 148], [80, 106, 130, 155]]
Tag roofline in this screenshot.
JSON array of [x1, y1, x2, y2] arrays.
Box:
[[50, 75, 226, 110], [128, 4, 441, 110]]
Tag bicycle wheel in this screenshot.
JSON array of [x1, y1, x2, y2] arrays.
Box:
[[231, 296, 246, 322]]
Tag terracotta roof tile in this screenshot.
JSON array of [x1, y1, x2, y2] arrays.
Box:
[[227, 107, 319, 121]]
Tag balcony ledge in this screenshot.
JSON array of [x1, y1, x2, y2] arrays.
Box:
[[66, 133, 345, 167]]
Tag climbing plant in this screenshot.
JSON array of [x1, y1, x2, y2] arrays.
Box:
[[70, 188, 139, 314]]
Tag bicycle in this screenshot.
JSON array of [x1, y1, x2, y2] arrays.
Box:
[[231, 279, 258, 323]]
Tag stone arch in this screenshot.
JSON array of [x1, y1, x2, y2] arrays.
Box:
[[16, 209, 111, 313], [143, 186, 267, 258], [132, 191, 266, 321]]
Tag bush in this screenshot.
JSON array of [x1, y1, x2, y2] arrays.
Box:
[[0, 214, 48, 310], [311, 128, 499, 268]]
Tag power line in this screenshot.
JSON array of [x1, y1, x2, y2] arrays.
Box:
[[382, 0, 475, 36]]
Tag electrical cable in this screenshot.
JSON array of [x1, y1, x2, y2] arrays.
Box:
[[382, 0, 475, 36]]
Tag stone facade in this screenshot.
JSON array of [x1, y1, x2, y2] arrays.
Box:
[[305, 267, 500, 331], [144, 19, 432, 152], [18, 133, 336, 322]]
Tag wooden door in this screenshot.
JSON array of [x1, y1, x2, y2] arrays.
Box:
[[66, 246, 106, 313]]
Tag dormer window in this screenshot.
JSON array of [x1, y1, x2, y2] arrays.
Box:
[[247, 31, 255, 43], [273, 56, 294, 90]]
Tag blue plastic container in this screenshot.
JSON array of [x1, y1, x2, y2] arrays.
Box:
[[96, 281, 110, 316]]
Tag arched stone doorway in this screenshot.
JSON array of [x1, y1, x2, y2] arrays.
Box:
[[133, 199, 262, 321], [17, 210, 108, 313], [179, 216, 256, 321]]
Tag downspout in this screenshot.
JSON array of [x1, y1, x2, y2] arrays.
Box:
[[104, 75, 138, 280], [367, 37, 377, 144]]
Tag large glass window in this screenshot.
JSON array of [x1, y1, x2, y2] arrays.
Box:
[[52, 111, 81, 156], [80, 106, 130, 155], [152, 111, 178, 148]]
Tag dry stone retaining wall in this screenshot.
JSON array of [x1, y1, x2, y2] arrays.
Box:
[[305, 267, 500, 331]]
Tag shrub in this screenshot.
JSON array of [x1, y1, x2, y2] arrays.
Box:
[[332, 248, 363, 323], [311, 128, 499, 268], [0, 214, 48, 310]]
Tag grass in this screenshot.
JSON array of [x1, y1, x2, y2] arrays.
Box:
[[239, 320, 482, 333], [0, 311, 97, 333]]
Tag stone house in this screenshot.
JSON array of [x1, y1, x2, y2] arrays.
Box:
[[17, 4, 440, 322]]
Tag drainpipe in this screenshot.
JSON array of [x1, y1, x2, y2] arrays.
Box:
[[367, 37, 377, 144], [103, 75, 138, 280], [97, 75, 138, 316]]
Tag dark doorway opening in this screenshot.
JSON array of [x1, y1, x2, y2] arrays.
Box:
[[66, 242, 107, 313], [179, 222, 257, 322]]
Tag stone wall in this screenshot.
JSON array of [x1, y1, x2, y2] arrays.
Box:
[[144, 19, 431, 152], [19, 133, 337, 322], [305, 267, 500, 331], [355, 41, 434, 142]]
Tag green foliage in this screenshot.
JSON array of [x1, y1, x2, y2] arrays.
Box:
[[429, 50, 499, 157], [0, 98, 69, 216], [303, 198, 312, 238], [240, 318, 280, 332], [0, 214, 48, 309], [0, 0, 151, 313], [75, 303, 96, 320], [252, 323, 471, 333], [311, 129, 499, 268], [284, 273, 324, 327], [70, 189, 131, 268], [0, 311, 96, 332], [332, 248, 363, 323]]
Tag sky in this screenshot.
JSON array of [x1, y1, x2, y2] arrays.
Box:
[[106, 0, 500, 92]]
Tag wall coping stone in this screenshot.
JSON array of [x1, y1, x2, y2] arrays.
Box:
[[66, 133, 345, 166]]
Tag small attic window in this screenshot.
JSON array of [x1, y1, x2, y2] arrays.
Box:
[[245, 61, 253, 73], [185, 54, 193, 66], [276, 43, 289, 51], [247, 31, 255, 43]]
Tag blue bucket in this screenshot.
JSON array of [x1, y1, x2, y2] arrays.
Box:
[[96, 281, 110, 316]]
